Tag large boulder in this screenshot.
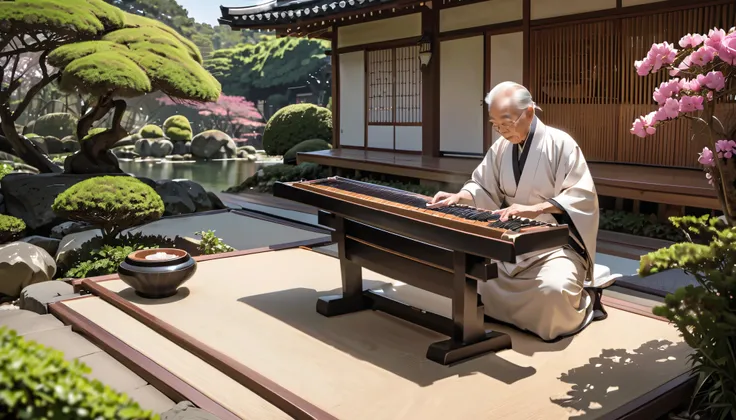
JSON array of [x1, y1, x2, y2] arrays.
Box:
[[28, 136, 48, 154], [61, 137, 81, 153], [136, 178, 227, 216], [135, 138, 174, 158], [0, 242, 56, 299], [283, 139, 331, 165], [262, 103, 332, 156], [172, 141, 191, 156], [19, 280, 75, 315], [43, 136, 65, 154], [190, 130, 236, 159], [18, 235, 61, 256], [23, 113, 78, 138], [0, 173, 129, 232]]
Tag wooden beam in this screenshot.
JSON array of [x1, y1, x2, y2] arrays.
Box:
[[421, 5, 440, 157], [437, 19, 522, 41], [483, 33, 491, 152], [336, 36, 422, 54], [332, 26, 340, 149], [522, 0, 530, 87]]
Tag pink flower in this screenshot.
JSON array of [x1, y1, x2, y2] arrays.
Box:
[[652, 79, 681, 104], [720, 32, 736, 65], [679, 33, 705, 49], [631, 111, 659, 138], [715, 140, 736, 159], [705, 28, 726, 49], [669, 55, 692, 76], [660, 98, 680, 120], [636, 42, 678, 76], [698, 147, 715, 166], [688, 45, 716, 66], [697, 71, 726, 91], [678, 78, 701, 92], [678, 95, 704, 113]]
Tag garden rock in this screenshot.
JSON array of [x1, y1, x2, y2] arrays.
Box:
[[50, 221, 94, 239], [19, 235, 61, 255], [44, 136, 65, 154], [135, 138, 174, 158], [28, 136, 48, 154], [23, 113, 78, 138], [190, 130, 236, 159], [162, 401, 222, 420], [0, 242, 56, 299], [0, 173, 128, 232], [112, 146, 138, 159], [153, 180, 197, 215], [115, 133, 142, 147], [61, 137, 81, 153], [0, 151, 18, 161], [18, 280, 75, 315], [172, 141, 190, 156]]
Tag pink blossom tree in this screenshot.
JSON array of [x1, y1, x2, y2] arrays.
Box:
[[631, 27, 736, 225], [157, 94, 265, 141]]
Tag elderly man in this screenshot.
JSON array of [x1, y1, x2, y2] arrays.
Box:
[[429, 81, 608, 341]]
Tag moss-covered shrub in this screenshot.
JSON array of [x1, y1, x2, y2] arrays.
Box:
[[163, 115, 192, 142], [599, 209, 685, 242], [52, 176, 165, 239], [23, 113, 78, 138], [81, 127, 109, 141], [0, 327, 157, 420], [0, 163, 12, 181], [0, 214, 25, 244], [283, 139, 331, 165], [58, 232, 174, 278], [227, 162, 328, 194], [262, 104, 332, 156], [138, 124, 164, 139], [196, 230, 234, 255]]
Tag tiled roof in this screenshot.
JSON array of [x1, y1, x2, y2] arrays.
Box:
[[219, 0, 396, 28]]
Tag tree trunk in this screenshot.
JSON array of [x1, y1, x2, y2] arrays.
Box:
[[0, 107, 62, 173]]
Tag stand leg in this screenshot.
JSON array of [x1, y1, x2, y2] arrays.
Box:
[[426, 251, 511, 365], [316, 215, 368, 316]]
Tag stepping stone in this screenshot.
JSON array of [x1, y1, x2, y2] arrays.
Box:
[[128, 385, 176, 414], [0, 311, 64, 335], [22, 326, 101, 360], [78, 352, 147, 394]]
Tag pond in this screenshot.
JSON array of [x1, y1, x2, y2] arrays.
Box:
[[119, 159, 270, 192]]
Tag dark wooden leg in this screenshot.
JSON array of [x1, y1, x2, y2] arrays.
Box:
[[316, 215, 368, 316], [426, 251, 511, 365]]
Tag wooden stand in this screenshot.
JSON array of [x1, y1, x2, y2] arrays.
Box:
[[317, 211, 511, 366]]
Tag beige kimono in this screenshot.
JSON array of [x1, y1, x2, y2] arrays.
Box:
[[462, 118, 608, 341]]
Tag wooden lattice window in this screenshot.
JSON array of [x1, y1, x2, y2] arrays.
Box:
[[367, 46, 422, 125], [529, 2, 736, 168]]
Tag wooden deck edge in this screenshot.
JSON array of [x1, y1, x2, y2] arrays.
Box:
[[70, 236, 335, 292], [601, 371, 696, 420], [79, 279, 338, 420], [47, 301, 242, 420]]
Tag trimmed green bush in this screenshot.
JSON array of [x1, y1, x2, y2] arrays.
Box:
[[283, 139, 331, 165], [0, 214, 25, 244], [0, 163, 12, 181], [0, 326, 157, 420], [23, 113, 78, 138], [81, 127, 109, 141], [163, 115, 193, 142], [138, 124, 164, 139], [52, 176, 165, 239], [262, 104, 332, 156]]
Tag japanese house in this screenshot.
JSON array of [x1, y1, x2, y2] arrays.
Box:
[[219, 0, 735, 214]]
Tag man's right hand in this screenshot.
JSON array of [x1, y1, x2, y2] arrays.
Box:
[[427, 191, 461, 208]]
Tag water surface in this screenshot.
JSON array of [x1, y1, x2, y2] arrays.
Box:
[[119, 159, 265, 192]]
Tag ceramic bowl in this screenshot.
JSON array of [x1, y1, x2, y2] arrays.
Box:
[[118, 248, 197, 299]]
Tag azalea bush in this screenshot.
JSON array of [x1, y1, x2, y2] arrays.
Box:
[[631, 27, 736, 224], [633, 27, 736, 419]]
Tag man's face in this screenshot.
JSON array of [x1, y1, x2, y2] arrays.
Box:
[[488, 100, 533, 145]]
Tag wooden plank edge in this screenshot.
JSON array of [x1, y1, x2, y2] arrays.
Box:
[[70, 236, 334, 292], [80, 280, 338, 420], [600, 371, 696, 420], [48, 301, 242, 420]]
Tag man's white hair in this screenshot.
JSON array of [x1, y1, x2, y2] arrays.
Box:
[[484, 81, 541, 111]]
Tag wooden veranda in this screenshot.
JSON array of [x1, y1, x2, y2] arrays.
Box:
[[297, 148, 720, 210]]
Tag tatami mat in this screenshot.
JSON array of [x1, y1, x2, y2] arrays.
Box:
[[66, 248, 691, 420]]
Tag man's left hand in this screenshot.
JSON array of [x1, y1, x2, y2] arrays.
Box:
[[493, 204, 542, 222]]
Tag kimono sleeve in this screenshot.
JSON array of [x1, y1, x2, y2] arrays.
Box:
[[461, 142, 505, 211]]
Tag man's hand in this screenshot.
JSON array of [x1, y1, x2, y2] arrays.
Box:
[[427, 191, 462, 209], [493, 203, 542, 222]]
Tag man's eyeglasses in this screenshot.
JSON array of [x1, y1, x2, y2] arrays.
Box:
[[490, 109, 525, 131]]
